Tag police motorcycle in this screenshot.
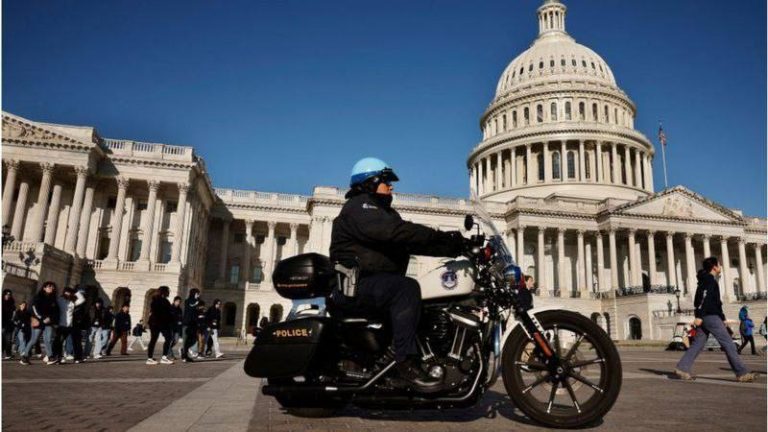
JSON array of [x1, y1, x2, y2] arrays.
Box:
[[244, 197, 622, 429]]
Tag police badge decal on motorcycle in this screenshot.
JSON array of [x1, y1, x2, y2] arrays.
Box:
[[440, 269, 458, 290]]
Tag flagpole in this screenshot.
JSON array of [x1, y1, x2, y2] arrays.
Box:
[[659, 121, 669, 189]]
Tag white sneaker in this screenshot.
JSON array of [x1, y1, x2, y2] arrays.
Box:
[[160, 356, 174, 365], [94, 354, 103, 360], [146, 358, 158, 365], [215, 353, 224, 359], [64, 355, 74, 361], [60, 358, 67, 364], [43, 355, 49, 362], [128, 347, 134, 352]]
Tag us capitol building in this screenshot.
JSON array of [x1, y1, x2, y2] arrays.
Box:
[[2, 0, 765, 341]]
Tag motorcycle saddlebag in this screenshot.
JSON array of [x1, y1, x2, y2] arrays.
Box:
[[272, 253, 335, 299], [244, 317, 328, 378]]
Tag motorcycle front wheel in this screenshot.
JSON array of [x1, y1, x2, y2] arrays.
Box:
[[502, 310, 622, 429]]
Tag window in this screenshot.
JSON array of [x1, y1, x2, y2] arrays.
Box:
[[97, 236, 110, 260], [251, 264, 263, 283], [539, 61, 543, 69], [550, 102, 558, 121], [107, 197, 117, 209], [591, 61, 596, 69], [585, 156, 591, 179], [512, 70, 516, 78], [614, 108, 618, 124], [578, 102, 585, 120], [524, 107, 530, 126], [528, 63, 533, 72], [160, 240, 172, 263], [550, 59, 555, 67], [166, 201, 178, 213], [512, 111, 518, 128], [581, 60, 587, 67], [229, 262, 240, 284], [592, 103, 598, 121], [564, 102, 572, 120], [234, 233, 245, 244], [599, 64, 604, 72], [502, 114, 507, 131], [536, 104, 543, 123], [561, 58, 566, 67], [537, 153, 545, 181], [604, 106, 609, 122], [553, 151, 561, 179], [129, 238, 142, 262], [519, 67, 524, 75], [494, 119, 498, 134], [572, 58, 577, 66], [137, 200, 148, 211], [567, 151, 576, 179]]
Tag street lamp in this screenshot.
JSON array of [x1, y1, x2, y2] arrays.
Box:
[[673, 288, 682, 314], [2, 225, 13, 248]]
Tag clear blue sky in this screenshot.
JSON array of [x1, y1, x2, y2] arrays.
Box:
[[3, 0, 766, 216]]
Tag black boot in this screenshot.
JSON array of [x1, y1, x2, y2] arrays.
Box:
[[395, 357, 442, 393]]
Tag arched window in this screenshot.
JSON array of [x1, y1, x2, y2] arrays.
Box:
[[502, 114, 507, 131], [592, 103, 598, 121], [585, 156, 591, 179], [536, 104, 543, 123], [561, 58, 566, 67], [229, 259, 240, 284], [564, 102, 572, 120], [628, 316, 642, 340], [528, 63, 533, 72], [552, 151, 561, 179], [578, 102, 585, 120], [550, 102, 557, 121], [614, 108, 618, 124], [537, 152, 545, 181], [581, 59, 587, 67], [524, 107, 530, 126], [550, 59, 555, 67], [251, 263, 263, 283], [604, 106, 609, 122], [591, 61, 595, 69], [567, 151, 576, 179], [512, 111, 518, 128], [270, 304, 284, 323], [539, 61, 544, 69], [519, 67, 524, 75], [494, 118, 498, 134], [572, 58, 577, 66]]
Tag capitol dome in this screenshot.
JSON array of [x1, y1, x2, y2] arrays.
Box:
[[468, 0, 655, 203]]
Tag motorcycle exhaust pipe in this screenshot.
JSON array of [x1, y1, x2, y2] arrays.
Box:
[[262, 360, 397, 397]]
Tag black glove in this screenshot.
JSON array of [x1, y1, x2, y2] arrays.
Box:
[[445, 231, 470, 257]]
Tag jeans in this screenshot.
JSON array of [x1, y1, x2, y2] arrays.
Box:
[[209, 329, 221, 356], [170, 329, 182, 357], [676, 315, 749, 376], [181, 325, 197, 360], [85, 327, 108, 357], [24, 326, 53, 358], [2, 327, 13, 357], [54, 326, 83, 361]]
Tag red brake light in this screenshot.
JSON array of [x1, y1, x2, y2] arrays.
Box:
[[483, 245, 493, 261]]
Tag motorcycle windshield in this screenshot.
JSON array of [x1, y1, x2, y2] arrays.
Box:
[[469, 190, 517, 267]]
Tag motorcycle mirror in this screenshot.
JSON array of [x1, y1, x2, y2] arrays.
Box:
[[463, 214, 474, 231]]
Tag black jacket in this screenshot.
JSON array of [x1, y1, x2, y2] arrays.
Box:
[[114, 312, 132, 333], [132, 323, 145, 336], [103, 310, 115, 329], [330, 192, 463, 276], [32, 293, 58, 327], [183, 298, 200, 326], [90, 307, 106, 328], [693, 271, 725, 320], [195, 309, 207, 330], [171, 305, 183, 332], [206, 307, 221, 330], [12, 309, 31, 333], [2, 297, 15, 329], [72, 298, 89, 330], [148, 296, 172, 329]]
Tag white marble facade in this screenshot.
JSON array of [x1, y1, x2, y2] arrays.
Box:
[[2, 0, 765, 341]]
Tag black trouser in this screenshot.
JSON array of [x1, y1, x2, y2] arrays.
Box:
[[355, 273, 422, 363], [2, 327, 13, 357], [738, 334, 756, 355], [53, 326, 83, 361], [181, 324, 197, 360], [147, 325, 173, 359]]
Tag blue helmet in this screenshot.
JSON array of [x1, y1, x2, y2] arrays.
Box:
[[349, 157, 399, 188]]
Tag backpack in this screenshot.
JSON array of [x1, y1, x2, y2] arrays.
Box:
[[739, 320, 746, 335]]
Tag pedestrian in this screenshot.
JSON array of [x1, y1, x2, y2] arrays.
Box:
[[760, 317, 767, 357], [146, 286, 174, 365], [169, 296, 183, 359], [737, 306, 756, 355], [72, 286, 89, 360], [195, 301, 207, 358], [2, 289, 16, 359], [22, 281, 59, 365], [52, 287, 86, 364], [102, 306, 115, 356], [181, 288, 201, 363], [675, 257, 758, 382], [85, 299, 107, 359], [518, 275, 535, 312], [128, 320, 147, 351], [106, 304, 131, 356], [206, 299, 224, 358], [13, 302, 32, 365]]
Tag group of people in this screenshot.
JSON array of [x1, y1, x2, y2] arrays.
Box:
[[1, 283, 226, 366]]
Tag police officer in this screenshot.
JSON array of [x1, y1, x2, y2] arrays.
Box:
[[330, 157, 468, 393]]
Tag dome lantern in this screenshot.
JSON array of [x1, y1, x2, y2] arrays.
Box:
[[537, 0, 567, 37]]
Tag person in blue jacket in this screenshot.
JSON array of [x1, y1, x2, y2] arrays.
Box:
[[737, 306, 756, 355]]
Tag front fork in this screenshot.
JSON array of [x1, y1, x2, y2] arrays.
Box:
[[514, 306, 561, 373]]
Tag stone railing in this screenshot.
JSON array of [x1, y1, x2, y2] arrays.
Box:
[[101, 138, 195, 162], [215, 189, 308, 207], [615, 285, 676, 297], [652, 309, 696, 319], [153, 263, 168, 272], [734, 292, 767, 302]]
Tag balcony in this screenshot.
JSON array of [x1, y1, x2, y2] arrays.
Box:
[[2, 241, 73, 281], [101, 138, 195, 162], [83, 259, 178, 273], [614, 285, 676, 297], [734, 292, 767, 303]]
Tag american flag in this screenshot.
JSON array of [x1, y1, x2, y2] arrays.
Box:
[[658, 124, 667, 147]]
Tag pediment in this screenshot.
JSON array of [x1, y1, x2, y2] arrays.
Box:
[[2, 111, 98, 151], [611, 187, 742, 223]]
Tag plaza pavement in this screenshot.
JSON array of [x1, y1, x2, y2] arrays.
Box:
[[2, 346, 766, 432]]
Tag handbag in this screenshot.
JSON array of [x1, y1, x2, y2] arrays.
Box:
[[30, 316, 40, 329]]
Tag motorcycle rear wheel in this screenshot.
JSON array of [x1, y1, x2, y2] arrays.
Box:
[[502, 310, 622, 428]]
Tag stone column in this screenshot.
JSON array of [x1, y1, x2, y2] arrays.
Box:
[[645, 154, 654, 191], [623, 146, 631, 186], [738, 239, 749, 296], [578, 140, 586, 181], [525, 144, 533, 185], [29, 163, 54, 242], [666, 232, 677, 288], [703, 235, 711, 258], [106, 177, 129, 261], [754, 243, 765, 294], [509, 148, 516, 187], [647, 231, 657, 286], [64, 166, 89, 253], [543, 142, 551, 182], [595, 142, 602, 183], [171, 184, 189, 263], [577, 230, 586, 295], [507, 229, 516, 260], [684, 233, 696, 295], [75, 183, 96, 257], [560, 141, 567, 181], [289, 223, 299, 256], [609, 229, 619, 290], [720, 237, 732, 301], [484, 157, 491, 194], [627, 229, 637, 286], [471, 165, 477, 193], [43, 182, 63, 245], [138, 180, 160, 262], [10, 178, 30, 240], [585, 239, 593, 295], [611, 142, 619, 184], [495, 152, 502, 191], [557, 228, 566, 293], [641, 153, 649, 190], [596, 232, 605, 291], [242, 220, 253, 283], [263, 221, 277, 283], [2, 160, 19, 226], [517, 225, 525, 268], [218, 220, 230, 280], [633, 149, 641, 188], [537, 227, 548, 296]]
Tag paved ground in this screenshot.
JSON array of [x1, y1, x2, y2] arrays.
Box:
[[3, 347, 766, 431]]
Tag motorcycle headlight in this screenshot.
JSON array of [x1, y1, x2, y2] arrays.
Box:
[[503, 265, 522, 285]]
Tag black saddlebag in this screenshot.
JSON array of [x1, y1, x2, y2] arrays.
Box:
[[272, 253, 335, 299], [244, 317, 328, 378]]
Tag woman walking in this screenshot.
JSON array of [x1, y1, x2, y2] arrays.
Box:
[[52, 287, 86, 364], [205, 299, 224, 359], [146, 286, 174, 365], [13, 302, 32, 365], [22, 282, 59, 365]]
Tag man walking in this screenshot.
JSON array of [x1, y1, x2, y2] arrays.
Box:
[[675, 257, 758, 382]]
